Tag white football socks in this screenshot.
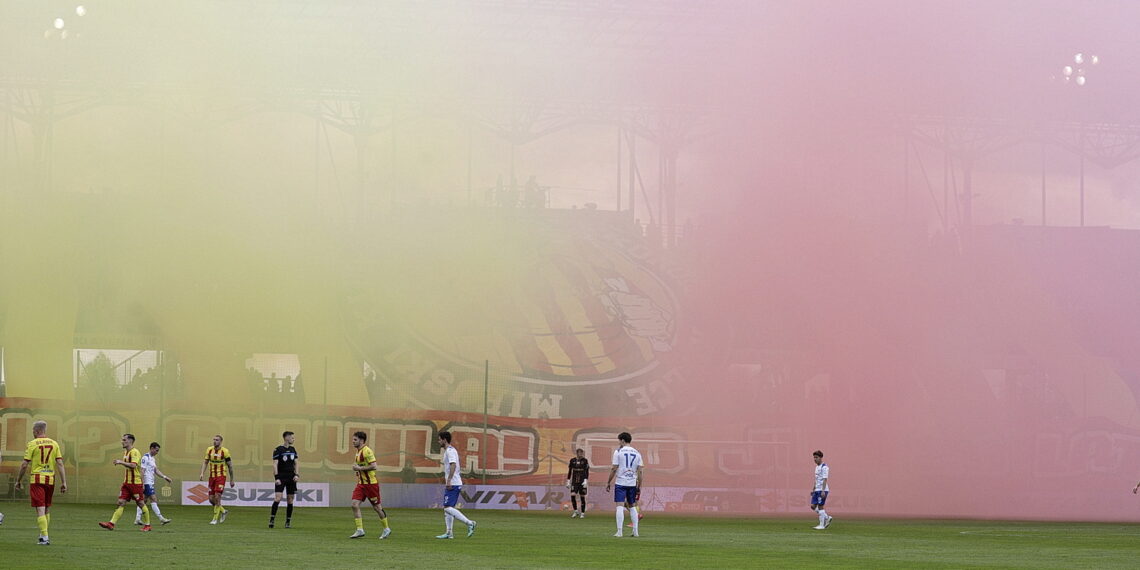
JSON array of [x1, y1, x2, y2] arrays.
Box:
[[444, 507, 471, 525]]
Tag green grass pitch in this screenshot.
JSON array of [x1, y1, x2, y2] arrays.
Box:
[[0, 503, 1137, 568]]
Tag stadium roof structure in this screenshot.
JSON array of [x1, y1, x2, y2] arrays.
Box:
[[899, 115, 1140, 230], [7, 2, 1140, 233]]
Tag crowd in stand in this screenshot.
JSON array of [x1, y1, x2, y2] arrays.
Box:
[[246, 367, 304, 403]]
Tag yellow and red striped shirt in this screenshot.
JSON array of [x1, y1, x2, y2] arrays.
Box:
[[204, 446, 231, 478], [121, 447, 142, 484], [355, 446, 378, 484], [24, 437, 64, 485]]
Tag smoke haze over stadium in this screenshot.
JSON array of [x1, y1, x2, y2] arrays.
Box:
[[2, 1, 1140, 521]]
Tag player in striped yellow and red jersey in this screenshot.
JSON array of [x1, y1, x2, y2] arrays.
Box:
[[99, 434, 150, 531], [347, 431, 392, 539], [15, 420, 68, 545], [198, 434, 234, 524]]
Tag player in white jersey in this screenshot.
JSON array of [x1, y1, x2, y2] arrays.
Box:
[[604, 432, 643, 538], [135, 442, 173, 525], [435, 431, 476, 539], [810, 450, 832, 530]]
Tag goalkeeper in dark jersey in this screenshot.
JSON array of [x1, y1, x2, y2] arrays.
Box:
[[565, 448, 590, 518]]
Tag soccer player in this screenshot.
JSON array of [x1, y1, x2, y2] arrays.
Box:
[[198, 434, 235, 524], [348, 431, 392, 539], [99, 433, 151, 531], [810, 450, 832, 530], [605, 431, 643, 538], [14, 420, 68, 545], [566, 448, 590, 518], [134, 442, 173, 525], [270, 430, 301, 529], [436, 430, 476, 539]]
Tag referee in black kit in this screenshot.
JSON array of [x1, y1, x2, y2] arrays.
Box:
[[269, 431, 300, 528]]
